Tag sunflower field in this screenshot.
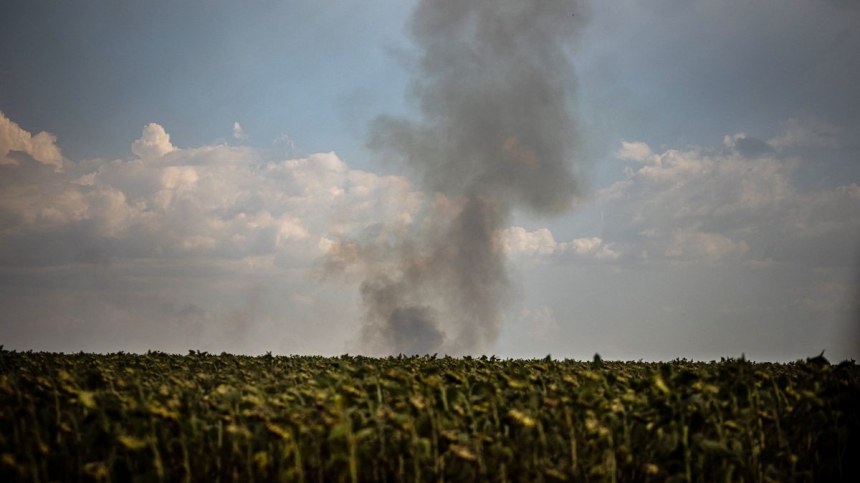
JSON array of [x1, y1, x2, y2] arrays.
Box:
[[1, 349, 857, 482]]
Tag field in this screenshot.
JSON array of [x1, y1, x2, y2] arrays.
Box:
[[1, 350, 858, 483]]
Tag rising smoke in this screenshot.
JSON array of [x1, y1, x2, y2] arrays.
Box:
[[325, 0, 588, 356]]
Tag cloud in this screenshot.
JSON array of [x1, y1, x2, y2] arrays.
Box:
[[273, 134, 296, 153], [616, 141, 653, 162], [501, 226, 620, 261], [131, 123, 176, 159], [0, 112, 432, 354], [2, 112, 857, 359], [501, 227, 557, 257], [562, 237, 622, 260], [0, 114, 424, 269], [232, 122, 247, 140], [0, 111, 63, 170], [769, 117, 840, 150], [602, 129, 860, 266]]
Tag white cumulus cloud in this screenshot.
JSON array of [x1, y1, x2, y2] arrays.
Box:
[[501, 226, 620, 261], [0, 114, 424, 269], [232, 122, 247, 140], [600, 129, 860, 266], [131, 123, 176, 159], [616, 141, 654, 162], [0, 110, 63, 170]]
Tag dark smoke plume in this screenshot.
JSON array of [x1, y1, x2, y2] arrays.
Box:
[[326, 0, 587, 356]]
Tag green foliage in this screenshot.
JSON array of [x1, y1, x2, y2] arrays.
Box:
[[0, 350, 858, 482]]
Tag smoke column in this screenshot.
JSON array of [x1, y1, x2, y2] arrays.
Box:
[[326, 0, 587, 356]]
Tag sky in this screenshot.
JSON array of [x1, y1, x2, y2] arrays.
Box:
[[1, 0, 859, 361]]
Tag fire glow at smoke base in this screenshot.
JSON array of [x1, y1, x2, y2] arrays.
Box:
[[324, 0, 588, 356]]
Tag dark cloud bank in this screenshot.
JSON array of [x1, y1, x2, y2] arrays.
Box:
[[324, 0, 589, 356]]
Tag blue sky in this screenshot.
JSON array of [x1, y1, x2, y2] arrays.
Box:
[[1, 0, 859, 361], [1, 0, 413, 164]]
